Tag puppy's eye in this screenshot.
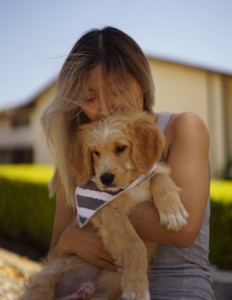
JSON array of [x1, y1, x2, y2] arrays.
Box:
[[94, 151, 100, 156], [116, 145, 126, 154]]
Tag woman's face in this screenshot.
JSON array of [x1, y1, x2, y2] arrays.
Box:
[[81, 66, 144, 121]]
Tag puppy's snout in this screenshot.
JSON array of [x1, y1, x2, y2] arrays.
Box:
[[100, 172, 115, 186]]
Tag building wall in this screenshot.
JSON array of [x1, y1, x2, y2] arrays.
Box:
[[30, 87, 55, 165], [149, 59, 208, 121], [0, 86, 55, 165], [148, 58, 229, 177], [0, 58, 231, 177], [0, 114, 33, 148], [225, 76, 232, 161], [206, 73, 227, 177], [0, 110, 35, 163]]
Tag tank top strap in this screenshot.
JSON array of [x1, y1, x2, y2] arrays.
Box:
[[156, 112, 172, 163], [155, 112, 172, 133]]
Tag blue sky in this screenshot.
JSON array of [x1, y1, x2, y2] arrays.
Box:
[[0, 0, 231, 110]]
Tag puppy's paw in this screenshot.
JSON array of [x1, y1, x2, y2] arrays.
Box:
[[159, 202, 189, 231], [122, 291, 136, 300], [57, 282, 95, 300], [122, 290, 150, 300], [76, 281, 95, 298], [122, 274, 150, 300]]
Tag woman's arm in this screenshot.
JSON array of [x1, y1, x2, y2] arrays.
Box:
[[130, 112, 210, 247], [48, 171, 119, 271]]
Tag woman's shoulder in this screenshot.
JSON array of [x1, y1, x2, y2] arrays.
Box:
[[163, 112, 209, 160], [169, 112, 208, 134]]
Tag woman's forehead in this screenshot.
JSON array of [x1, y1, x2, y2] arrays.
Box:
[[87, 68, 141, 92]]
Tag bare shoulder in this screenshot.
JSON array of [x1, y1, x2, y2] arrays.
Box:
[[164, 112, 209, 160], [170, 112, 208, 137]]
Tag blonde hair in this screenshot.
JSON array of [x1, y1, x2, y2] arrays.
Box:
[[41, 26, 155, 206]]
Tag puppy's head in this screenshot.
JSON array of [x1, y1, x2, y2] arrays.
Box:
[[69, 112, 165, 190]]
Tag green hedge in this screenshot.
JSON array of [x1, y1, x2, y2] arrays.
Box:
[[0, 165, 232, 269], [0, 164, 55, 254], [209, 180, 232, 270]]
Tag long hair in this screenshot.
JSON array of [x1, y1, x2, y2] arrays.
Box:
[[41, 26, 155, 206]]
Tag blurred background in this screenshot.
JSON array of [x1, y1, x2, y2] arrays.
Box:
[[0, 0, 231, 177], [0, 1, 232, 299]]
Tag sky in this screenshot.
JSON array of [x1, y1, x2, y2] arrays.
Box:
[[0, 0, 232, 110]]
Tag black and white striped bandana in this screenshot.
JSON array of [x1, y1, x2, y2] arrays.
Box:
[[75, 163, 158, 228]]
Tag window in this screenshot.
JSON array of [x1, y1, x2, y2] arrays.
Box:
[[10, 117, 30, 128], [0, 148, 34, 164], [11, 119, 30, 128]]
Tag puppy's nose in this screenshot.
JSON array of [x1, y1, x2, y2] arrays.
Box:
[[100, 172, 115, 186]]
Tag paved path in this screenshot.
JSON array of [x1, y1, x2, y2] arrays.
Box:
[[210, 265, 232, 300], [0, 248, 41, 300]]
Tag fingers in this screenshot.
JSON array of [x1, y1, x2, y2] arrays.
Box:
[[68, 224, 121, 271], [86, 246, 120, 271], [82, 251, 119, 271], [94, 256, 119, 271]]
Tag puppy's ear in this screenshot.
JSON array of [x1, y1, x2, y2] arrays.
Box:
[[128, 113, 165, 175], [68, 128, 93, 185]]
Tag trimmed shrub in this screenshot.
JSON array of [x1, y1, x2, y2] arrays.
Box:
[[222, 159, 232, 180], [0, 165, 232, 269], [0, 164, 55, 254], [210, 180, 232, 270]]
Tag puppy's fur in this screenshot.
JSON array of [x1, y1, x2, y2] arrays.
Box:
[[20, 112, 188, 300]]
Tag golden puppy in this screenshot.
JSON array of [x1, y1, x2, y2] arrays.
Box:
[[20, 112, 188, 300]]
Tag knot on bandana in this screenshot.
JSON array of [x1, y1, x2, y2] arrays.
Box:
[[75, 163, 158, 228]]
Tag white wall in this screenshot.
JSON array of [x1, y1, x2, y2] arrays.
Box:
[[148, 58, 228, 177], [31, 89, 55, 165], [149, 59, 208, 121], [0, 116, 33, 148]]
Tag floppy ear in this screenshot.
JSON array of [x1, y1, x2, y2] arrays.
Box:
[[68, 127, 93, 185], [128, 113, 165, 175]]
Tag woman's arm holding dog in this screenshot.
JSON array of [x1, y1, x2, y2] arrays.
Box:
[[130, 112, 210, 247], [48, 172, 119, 271]]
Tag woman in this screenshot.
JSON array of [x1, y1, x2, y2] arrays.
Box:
[[41, 26, 215, 299]]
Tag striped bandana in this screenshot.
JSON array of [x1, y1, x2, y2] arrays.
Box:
[[75, 163, 158, 228]]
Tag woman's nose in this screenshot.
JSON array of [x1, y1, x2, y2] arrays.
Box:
[[101, 99, 118, 115], [108, 103, 118, 114]]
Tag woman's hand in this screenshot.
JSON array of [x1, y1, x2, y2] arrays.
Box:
[[49, 171, 120, 271], [51, 222, 120, 271]]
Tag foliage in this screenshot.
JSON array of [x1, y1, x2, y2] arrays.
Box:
[[0, 165, 232, 268], [0, 164, 54, 183], [210, 180, 232, 203], [0, 164, 55, 255], [209, 180, 232, 269], [222, 159, 232, 180]]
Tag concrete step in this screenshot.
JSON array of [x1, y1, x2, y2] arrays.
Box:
[[211, 266, 232, 300]]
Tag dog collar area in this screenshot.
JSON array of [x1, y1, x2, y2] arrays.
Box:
[[75, 163, 158, 228]]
